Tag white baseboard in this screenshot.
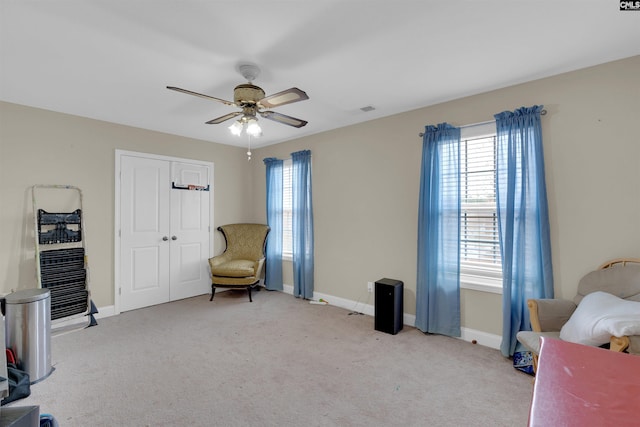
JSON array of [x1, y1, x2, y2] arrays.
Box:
[[460, 327, 502, 350], [95, 288, 502, 351], [283, 284, 376, 316], [51, 315, 91, 336], [95, 305, 116, 319], [50, 304, 116, 337], [282, 284, 501, 350]]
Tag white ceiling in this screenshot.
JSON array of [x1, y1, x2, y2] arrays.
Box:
[[1, 1, 639, 149]]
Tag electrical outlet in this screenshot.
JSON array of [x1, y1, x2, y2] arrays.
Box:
[[367, 281, 374, 293]]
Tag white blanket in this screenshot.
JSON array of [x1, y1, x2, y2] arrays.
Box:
[[559, 291, 640, 346]]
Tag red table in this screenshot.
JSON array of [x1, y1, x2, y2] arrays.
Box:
[[529, 337, 640, 426]]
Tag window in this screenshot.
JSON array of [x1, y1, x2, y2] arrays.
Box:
[[282, 159, 293, 258], [459, 123, 502, 293]]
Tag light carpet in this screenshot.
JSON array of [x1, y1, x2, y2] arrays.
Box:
[[11, 290, 534, 426]]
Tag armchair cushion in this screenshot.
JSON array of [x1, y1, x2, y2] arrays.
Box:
[[559, 291, 640, 346], [210, 259, 257, 278]]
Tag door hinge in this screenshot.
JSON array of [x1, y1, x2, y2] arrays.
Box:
[[119, 287, 121, 295]]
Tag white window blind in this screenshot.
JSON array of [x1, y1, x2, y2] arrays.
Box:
[[459, 124, 502, 288], [282, 159, 293, 257]]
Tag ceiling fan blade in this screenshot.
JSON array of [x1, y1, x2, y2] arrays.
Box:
[[167, 86, 235, 106], [259, 87, 308, 108], [260, 111, 308, 128], [205, 111, 243, 124]]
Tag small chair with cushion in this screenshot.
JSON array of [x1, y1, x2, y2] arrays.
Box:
[[517, 258, 640, 371], [208, 223, 270, 302]]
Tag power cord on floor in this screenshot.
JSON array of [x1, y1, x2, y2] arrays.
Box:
[[348, 289, 371, 316]]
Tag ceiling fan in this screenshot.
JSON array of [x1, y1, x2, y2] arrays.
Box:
[[167, 64, 309, 132]]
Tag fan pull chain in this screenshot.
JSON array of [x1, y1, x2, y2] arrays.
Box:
[[247, 134, 252, 161]]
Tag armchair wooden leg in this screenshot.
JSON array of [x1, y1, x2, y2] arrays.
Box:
[[611, 336, 630, 352], [247, 285, 253, 302], [210, 285, 216, 301]]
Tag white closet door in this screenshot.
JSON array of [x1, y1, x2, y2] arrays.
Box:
[[118, 154, 212, 312], [169, 162, 211, 300], [120, 155, 171, 312]]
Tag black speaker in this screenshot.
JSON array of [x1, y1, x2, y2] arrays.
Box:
[[374, 278, 403, 335]]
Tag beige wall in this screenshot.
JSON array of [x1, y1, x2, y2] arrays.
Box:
[[1, 56, 638, 337], [252, 56, 640, 336], [0, 102, 252, 306]]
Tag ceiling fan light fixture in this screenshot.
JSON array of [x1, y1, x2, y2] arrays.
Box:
[[228, 117, 262, 138], [228, 120, 243, 136], [246, 118, 262, 137]]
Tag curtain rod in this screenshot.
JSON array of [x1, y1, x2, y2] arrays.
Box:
[[418, 109, 547, 137]]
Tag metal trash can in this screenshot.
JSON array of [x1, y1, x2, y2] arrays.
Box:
[[5, 288, 53, 384]]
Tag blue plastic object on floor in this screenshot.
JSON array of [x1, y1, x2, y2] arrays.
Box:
[[40, 413, 59, 427]]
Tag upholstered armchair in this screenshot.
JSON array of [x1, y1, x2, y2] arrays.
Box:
[[517, 258, 640, 371], [208, 223, 270, 302]]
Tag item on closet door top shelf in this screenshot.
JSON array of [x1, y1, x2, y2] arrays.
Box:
[[171, 182, 210, 191]]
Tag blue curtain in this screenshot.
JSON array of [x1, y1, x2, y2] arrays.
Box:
[[495, 106, 554, 358], [263, 157, 283, 290], [415, 123, 462, 337], [291, 150, 314, 299]]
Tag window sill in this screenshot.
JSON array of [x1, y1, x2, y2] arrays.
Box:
[[460, 273, 503, 295]]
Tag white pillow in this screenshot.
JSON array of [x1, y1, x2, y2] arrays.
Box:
[[559, 291, 640, 346]]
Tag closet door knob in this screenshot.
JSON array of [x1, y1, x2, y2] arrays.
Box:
[[171, 236, 177, 240], [162, 236, 169, 241]]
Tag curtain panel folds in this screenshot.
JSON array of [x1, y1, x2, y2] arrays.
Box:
[[495, 105, 554, 358], [263, 157, 284, 290], [291, 150, 314, 299], [415, 123, 462, 337]]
